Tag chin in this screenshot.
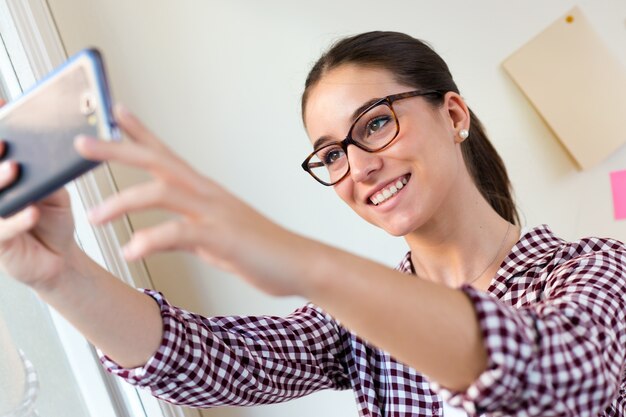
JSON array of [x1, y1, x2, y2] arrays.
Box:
[[375, 217, 419, 237], [357, 207, 422, 237], [382, 224, 413, 237], [380, 210, 432, 237]]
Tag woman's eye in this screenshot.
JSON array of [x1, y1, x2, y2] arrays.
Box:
[[322, 148, 345, 166], [366, 116, 391, 136]]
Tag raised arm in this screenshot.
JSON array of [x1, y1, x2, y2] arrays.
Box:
[[72, 106, 488, 391], [0, 106, 351, 408], [0, 158, 163, 370], [101, 295, 349, 407]]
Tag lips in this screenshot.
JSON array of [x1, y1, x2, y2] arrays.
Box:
[[369, 175, 410, 205]]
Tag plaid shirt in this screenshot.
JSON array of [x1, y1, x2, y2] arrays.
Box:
[[102, 225, 626, 416]]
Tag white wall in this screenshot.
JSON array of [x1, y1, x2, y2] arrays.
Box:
[[45, 1, 626, 416]]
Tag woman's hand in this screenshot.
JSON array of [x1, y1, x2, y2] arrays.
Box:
[[75, 106, 308, 297], [0, 101, 77, 291]]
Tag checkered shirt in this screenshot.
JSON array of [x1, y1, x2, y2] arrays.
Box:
[[101, 225, 626, 416]]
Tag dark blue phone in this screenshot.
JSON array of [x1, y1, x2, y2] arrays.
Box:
[[0, 48, 118, 217]]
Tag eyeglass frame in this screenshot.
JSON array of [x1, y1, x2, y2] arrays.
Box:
[[301, 89, 443, 186]]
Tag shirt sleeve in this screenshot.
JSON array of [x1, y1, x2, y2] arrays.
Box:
[[99, 290, 350, 408], [431, 250, 626, 416]]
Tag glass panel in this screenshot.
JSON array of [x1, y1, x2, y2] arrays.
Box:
[[0, 274, 90, 416], [0, 5, 118, 416]]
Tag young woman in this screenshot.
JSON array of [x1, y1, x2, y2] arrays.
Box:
[[0, 31, 624, 416]]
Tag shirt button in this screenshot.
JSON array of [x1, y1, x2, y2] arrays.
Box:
[[432, 403, 440, 415]]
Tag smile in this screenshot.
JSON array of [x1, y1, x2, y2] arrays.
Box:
[[369, 175, 409, 206]]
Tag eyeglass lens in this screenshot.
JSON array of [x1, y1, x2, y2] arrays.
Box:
[[308, 102, 398, 185]]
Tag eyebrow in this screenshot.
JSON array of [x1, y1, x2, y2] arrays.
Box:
[[312, 96, 383, 150]]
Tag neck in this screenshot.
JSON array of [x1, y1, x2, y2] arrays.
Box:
[[404, 176, 519, 290]]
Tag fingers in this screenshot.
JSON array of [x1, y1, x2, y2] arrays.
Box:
[[0, 206, 39, 242], [75, 107, 207, 192], [89, 180, 206, 225], [77, 134, 196, 185], [122, 219, 198, 261], [0, 160, 19, 189], [74, 104, 227, 262], [76, 134, 163, 170], [0, 139, 17, 189]]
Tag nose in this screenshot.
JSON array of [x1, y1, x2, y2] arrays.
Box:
[[346, 144, 382, 183]]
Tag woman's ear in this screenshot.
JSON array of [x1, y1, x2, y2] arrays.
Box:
[[443, 92, 471, 143]]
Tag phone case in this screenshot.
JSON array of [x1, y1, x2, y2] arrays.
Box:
[[0, 48, 118, 217]]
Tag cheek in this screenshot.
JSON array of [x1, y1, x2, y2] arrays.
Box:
[[333, 181, 354, 205], [405, 123, 458, 171]]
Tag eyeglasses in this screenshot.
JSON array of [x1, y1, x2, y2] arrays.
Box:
[[301, 89, 442, 186]]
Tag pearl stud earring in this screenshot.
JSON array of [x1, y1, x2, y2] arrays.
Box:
[[459, 129, 469, 140]]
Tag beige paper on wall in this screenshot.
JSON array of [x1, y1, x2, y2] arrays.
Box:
[[503, 6, 626, 170]]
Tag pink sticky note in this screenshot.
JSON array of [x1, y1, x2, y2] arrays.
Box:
[[610, 170, 626, 220]]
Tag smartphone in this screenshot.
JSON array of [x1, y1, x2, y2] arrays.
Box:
[[0, 48, 118, 217]]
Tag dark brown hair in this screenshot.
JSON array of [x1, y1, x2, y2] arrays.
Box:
[[302, 31, 520, 225]]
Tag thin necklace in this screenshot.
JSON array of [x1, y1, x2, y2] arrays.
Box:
[[467, 222, 512, 286]]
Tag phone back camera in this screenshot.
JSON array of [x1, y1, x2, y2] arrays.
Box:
[[80, 92, 97, 116]]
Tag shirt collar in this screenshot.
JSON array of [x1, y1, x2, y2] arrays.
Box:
[[489, 224, 564, 297], [397, 225, 564, 296]]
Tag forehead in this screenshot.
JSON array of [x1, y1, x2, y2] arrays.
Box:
[[304, 65, 409, 142]]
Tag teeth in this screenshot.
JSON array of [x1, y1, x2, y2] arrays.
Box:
[[370, 176, 409, 205]]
